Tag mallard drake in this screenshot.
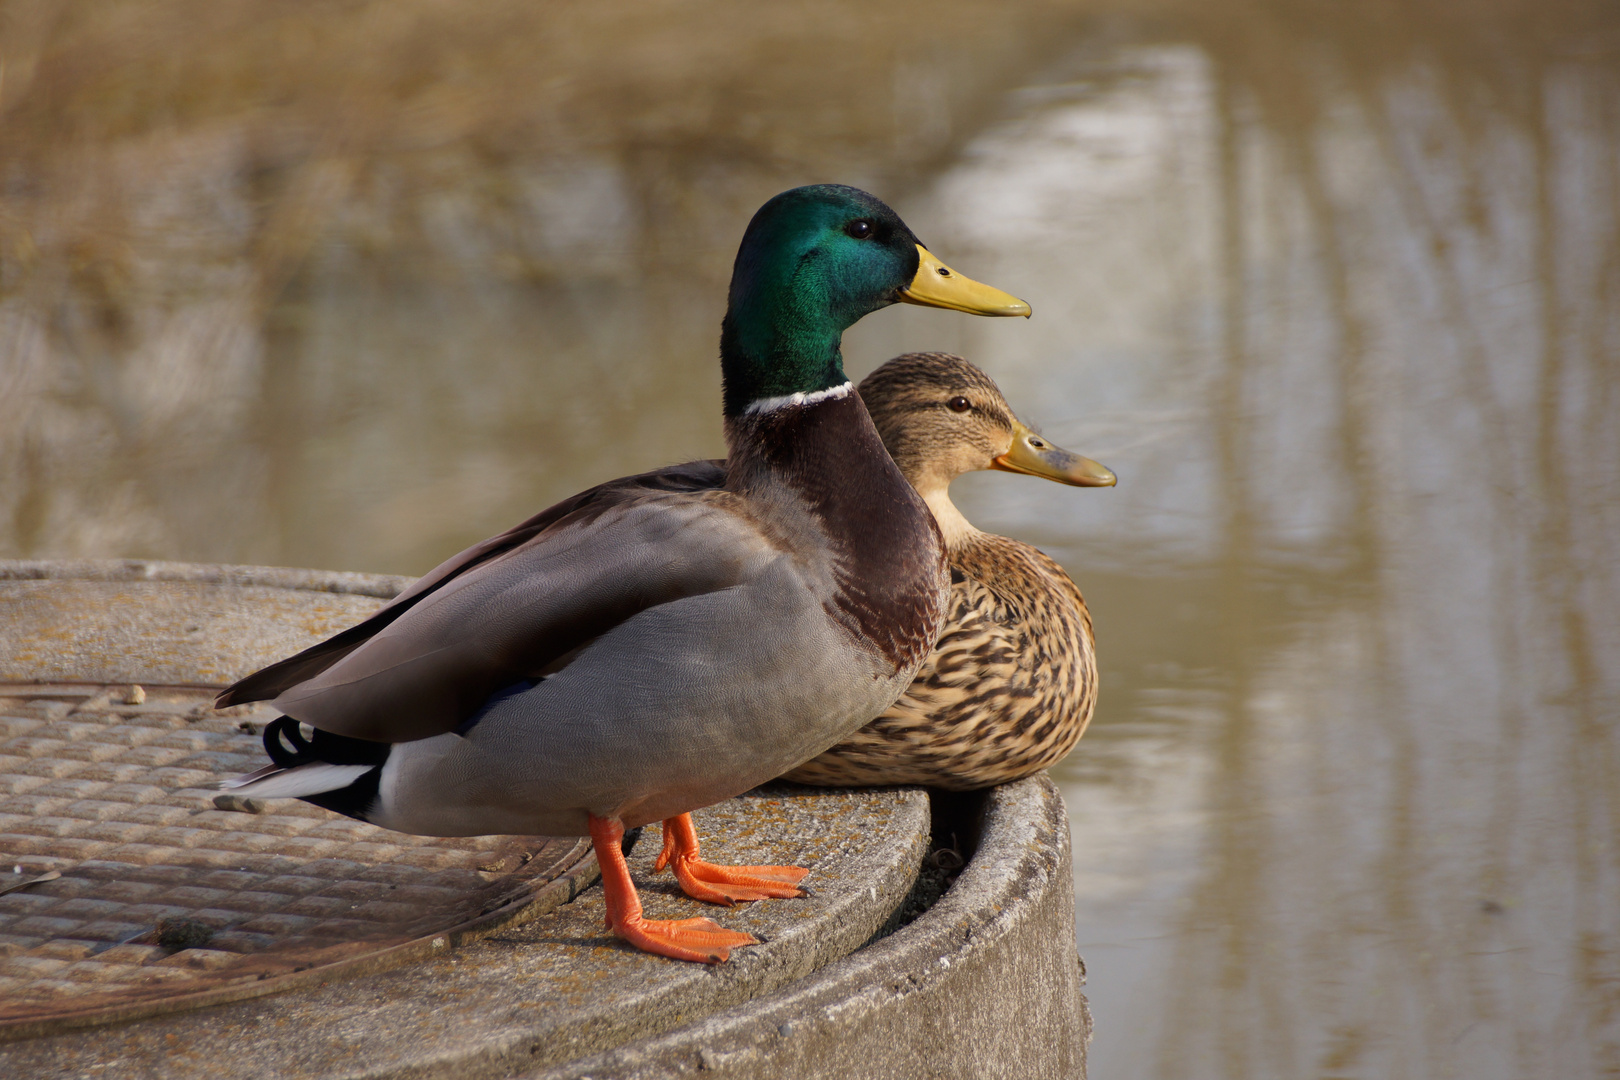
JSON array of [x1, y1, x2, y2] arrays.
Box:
[[783, 352, 1113, 791], [214, 186, 1030, 963]]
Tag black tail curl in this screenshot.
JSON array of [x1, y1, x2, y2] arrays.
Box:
[[259, 717, 389, 822], [263, 717, 390, 768]]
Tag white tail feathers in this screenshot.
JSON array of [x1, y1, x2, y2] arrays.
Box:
[[217, 762, 372, 800]]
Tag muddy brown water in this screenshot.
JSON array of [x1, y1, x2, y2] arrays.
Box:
[[2, 2, 1617, 1077]]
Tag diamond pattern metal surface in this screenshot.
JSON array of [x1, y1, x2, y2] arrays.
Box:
[[0, 683, 592, 1037]]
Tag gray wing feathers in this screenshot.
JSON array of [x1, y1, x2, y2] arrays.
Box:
[[215, 460, 728, 708], [370, 560, 901, 836], [273, 495, 775, 742]]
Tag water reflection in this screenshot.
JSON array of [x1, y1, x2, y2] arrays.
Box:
[[0, 0, 1088, 572], [878, 27, 1619, 1080], [3, 3, 1618, 1078]]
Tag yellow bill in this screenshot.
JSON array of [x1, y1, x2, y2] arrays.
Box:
[[899, 245, 1031, 318], [992, 421, 1115, 487]]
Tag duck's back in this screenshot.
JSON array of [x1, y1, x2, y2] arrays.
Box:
[[785, 532, 1097, 791]]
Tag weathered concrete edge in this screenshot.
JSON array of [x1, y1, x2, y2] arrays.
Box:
[[0, 558, 412, 600], [361, 794, 931, 1080], [532, 776, 1089, 1080]]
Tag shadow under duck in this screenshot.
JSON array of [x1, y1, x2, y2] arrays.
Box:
[[214, 189, 1030, 963], [784, 352, 1114, 791]]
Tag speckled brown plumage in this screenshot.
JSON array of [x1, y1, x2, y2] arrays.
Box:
[[783, 353, 1109, 791]]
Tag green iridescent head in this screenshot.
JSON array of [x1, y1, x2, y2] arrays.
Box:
[[719, 185, 1029, 417]]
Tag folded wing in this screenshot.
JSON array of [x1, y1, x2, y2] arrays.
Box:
[[218, 461, 760, 743]]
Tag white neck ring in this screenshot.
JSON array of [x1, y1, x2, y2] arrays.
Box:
[[742, 381, 854, 416]]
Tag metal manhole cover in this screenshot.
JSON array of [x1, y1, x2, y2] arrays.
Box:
[[0, 684, 594, 1040]]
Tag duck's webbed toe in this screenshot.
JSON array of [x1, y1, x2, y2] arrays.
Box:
[[611, 913, 760, 964], [655, 813, 810, 905], [589, 813, 765, 964]]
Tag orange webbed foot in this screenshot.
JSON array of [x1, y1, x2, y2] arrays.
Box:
[[655, 813, 810, 905], [588, 813, 760, 964], [611, 913, 759, 964]]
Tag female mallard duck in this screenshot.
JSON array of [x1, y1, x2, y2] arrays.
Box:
[[783, 352, 1113, 791], [214, 186, 1030, 963]]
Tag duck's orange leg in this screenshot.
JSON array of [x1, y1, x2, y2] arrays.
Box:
[[588, 814, 758, 963], [654, 812, 810, 905]]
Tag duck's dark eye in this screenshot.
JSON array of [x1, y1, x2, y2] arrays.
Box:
[[947, 396, 971, 413], [845, 219, 874, 239]]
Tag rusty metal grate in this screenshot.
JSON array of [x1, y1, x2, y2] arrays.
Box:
[[0, 684, 593, 1039]]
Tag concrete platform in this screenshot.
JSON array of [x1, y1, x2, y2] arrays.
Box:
[[0, 560, 1089, 1078], [538, 777, 1089, 1080]]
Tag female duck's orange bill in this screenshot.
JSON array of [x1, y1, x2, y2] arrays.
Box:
[[992, 421, 1116, 487]]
